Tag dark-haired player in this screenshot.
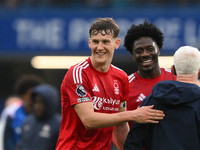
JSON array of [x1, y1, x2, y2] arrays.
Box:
[[56, 18, 165, 150], [124, 20, 176, 128]]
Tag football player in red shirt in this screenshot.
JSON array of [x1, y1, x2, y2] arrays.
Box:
[[56, 18, 165, 150], [124, 20, 176, 129]]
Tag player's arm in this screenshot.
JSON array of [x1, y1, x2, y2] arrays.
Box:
[[74, 102, 165, 130], [113, 106, 129, 150], [74, 102, 126, 129]]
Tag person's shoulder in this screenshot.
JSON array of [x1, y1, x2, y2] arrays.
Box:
[[67, 59, 90, 75], [14, 105, 24, 114], [162, 68, 172, 74], [62, 59, 90, 83], [22, 114, 35, 125], [128, 72, 137, 83], [161, 68, 176, 79], [140, 94, 154, 106], [69, 59, 89, 70], [47, 114, 61, 128], [13, 105, 27, 120], [1, 101, 22, 119], [111, 64, 127, 76]]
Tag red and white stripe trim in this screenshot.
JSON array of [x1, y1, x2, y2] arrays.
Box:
[[73, 60, 89, 84], [128, 73, 135, 83]]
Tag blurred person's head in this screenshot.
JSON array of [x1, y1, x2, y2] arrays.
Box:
[[173, 46, 200, 75], [4, 96, 22, 108], [124, 20, 164, 76], [31, 84, 59, 120], [88, 18, 121, 72], [14, 74, 44, 113]]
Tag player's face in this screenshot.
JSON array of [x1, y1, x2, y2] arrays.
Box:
[[89, 31, 120, 70], [132, 37, 160, 73]]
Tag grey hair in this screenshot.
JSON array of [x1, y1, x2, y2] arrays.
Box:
[[174, 46, 200, 74]]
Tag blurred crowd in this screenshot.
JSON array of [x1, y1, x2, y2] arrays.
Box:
[[0, 0, 200, 9], [0, 74, 61, 150]]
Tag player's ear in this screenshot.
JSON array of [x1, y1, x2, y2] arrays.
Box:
[[157, 47, 160, 55], [115, 38, 121, 49], [171, 65, 177, 76], [88, 38, 91, 48]]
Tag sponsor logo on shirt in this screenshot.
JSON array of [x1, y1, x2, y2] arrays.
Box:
[[92, 84, 99, 92], [76, 84, 87, 97], [92, 96, 120, 111], [114, 80, 119, 95], [77, 97, 90, 103], [136, 93, 146, 102]]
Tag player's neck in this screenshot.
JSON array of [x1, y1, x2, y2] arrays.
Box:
[[138, 68, 162, 79], [95, 65, 110, 72], [176, 74, 198, 85], [91, 59, 110, 72]]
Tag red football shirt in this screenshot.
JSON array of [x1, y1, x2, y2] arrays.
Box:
[[127, 68, 176, 128], [56, 57, 129, 150]]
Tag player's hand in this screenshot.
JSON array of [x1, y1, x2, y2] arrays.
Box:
[[133, 105, 165, 124]]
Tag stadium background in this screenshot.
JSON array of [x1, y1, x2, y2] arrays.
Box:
[[0, 0, 200, 111]]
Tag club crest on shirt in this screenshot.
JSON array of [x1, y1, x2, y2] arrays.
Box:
[[76, 84, 87, 97], [114, 80, 119, 95]]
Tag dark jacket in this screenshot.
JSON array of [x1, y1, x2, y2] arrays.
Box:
[[124, 80, 200, 150], [17, 84, 61, 150]]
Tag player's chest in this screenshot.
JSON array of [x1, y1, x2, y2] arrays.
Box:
[[129, 82, 155, 101], [88, 74, 121, 96], [88, 75, 122, 112]]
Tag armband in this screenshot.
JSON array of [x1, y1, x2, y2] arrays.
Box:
[[120, 101, 126, 108]]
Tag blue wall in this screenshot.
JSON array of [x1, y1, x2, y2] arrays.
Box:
[[0, 6, 200, 56]]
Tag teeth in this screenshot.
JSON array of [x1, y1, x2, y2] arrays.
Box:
[[143, 60, 151, 63], [97, 52, 105, 55]]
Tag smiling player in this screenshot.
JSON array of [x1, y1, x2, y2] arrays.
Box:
[[124, 20, 176, 128], [55, 18, 165, 150]]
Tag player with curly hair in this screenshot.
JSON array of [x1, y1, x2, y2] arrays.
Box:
[[124, 20, 176, 128]]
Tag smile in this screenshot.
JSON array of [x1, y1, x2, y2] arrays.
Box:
[[96, 52, 106, 55], [142, 60, 152, 66], [143, 60, 151, 63]]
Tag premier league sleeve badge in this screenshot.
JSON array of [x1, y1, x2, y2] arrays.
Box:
[[76, 84, 87, 97]]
